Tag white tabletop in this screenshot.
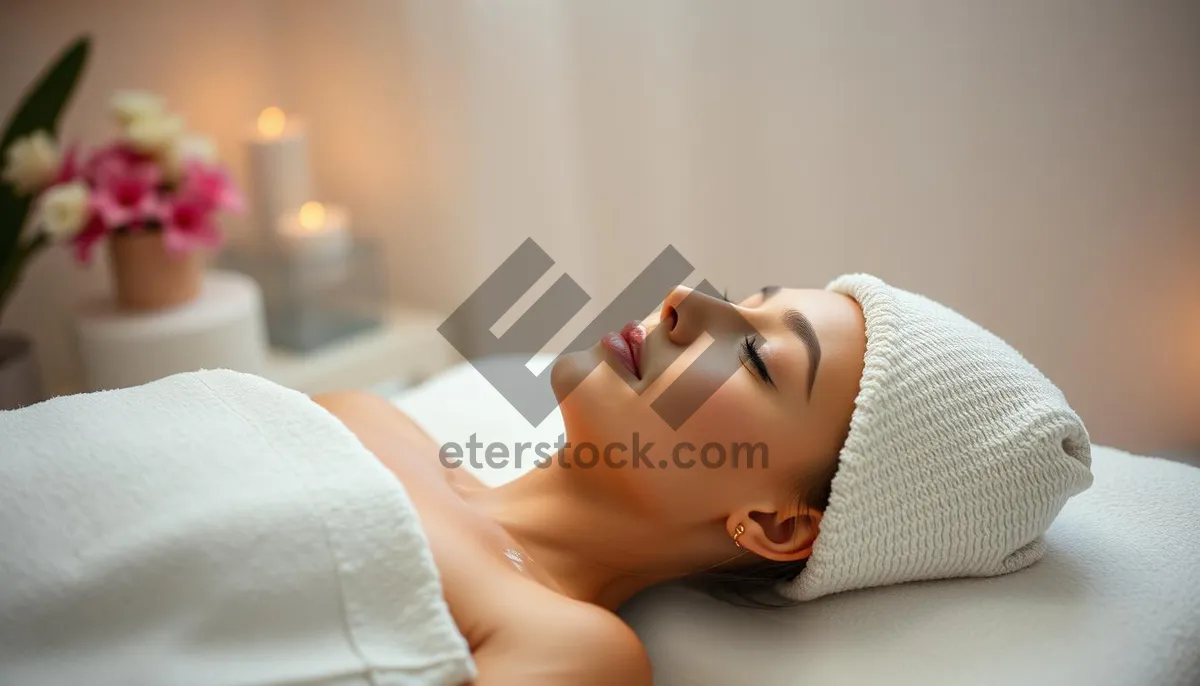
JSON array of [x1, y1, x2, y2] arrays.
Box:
[[74, 271, 261, 340], [261, 307, 461, 396]]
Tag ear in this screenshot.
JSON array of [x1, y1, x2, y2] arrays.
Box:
[[726, 507, 823, 563]]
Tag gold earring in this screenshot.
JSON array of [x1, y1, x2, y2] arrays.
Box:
[[732, 524, 745, 548]]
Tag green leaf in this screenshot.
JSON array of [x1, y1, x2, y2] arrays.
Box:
[[0, 233, 48, 323], [0, 36, 91, 168], [0, 35, 91, 324]]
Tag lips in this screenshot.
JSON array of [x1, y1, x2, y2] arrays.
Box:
[[622, 320, 646, 375], [601, 320, 646, 379]]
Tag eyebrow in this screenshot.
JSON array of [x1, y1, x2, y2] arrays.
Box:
[[760, 285, 821, 400]]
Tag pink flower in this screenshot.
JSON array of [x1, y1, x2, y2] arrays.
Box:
[[71, 213, 109, 264], [84, 143, 164, 229], [54, 144, 81, 184], [61, 137, 244, 262], [179, 159, 243, 213], [157, 160, 242, 253], [82, 142, 144, 180], [160, 194, 223, 253]]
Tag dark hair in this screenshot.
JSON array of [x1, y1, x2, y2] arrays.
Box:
[[682, 475, 835, 608]]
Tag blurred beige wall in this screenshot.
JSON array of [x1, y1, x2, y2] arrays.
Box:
[[2, 1, 1198, 454]]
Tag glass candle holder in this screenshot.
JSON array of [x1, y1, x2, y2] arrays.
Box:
[[217, 237, 385, 353]]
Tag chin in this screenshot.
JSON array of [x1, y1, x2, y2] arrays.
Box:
[[550, 347, 601, 404]]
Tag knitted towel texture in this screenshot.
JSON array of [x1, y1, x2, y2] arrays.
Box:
[[784, 273, 1094, 601]]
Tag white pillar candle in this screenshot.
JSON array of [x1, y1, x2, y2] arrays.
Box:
[[246, 107, 312, 245]]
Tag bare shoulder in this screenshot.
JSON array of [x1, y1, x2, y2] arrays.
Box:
[[310, 390, 487, 492], [471, 590, 651, 685], [311, 390, 437, 446]]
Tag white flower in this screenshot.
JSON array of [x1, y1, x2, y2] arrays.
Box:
[[2, 130, 61, 195], [124, 112, 185, 155], [110, 91, 164, 127], [163, 133, 217, 181], [36, 181, 90, 241]]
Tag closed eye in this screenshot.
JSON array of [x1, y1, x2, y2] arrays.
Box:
[[717, 290, 774, 387], [740, 334, 775, 388]]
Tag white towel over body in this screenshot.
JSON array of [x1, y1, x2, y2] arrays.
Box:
[[0, 370, 476, 686]]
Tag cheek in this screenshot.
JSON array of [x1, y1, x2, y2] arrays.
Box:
[[638, 385, 773, 513], [641, 341, 745, 432], [554, 348, 784, 490], [674, 376, 773, 452]]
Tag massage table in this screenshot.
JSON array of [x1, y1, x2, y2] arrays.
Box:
[[393, 356, 1200, 686]]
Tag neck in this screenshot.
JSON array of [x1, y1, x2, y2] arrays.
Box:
[[467, 451, 743, 611]]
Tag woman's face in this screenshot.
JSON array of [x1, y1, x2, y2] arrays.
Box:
[[551, 284, 866, 557]]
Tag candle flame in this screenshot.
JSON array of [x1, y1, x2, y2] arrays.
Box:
[[298, 201, 326, 232], [257, 107, 287, 138]]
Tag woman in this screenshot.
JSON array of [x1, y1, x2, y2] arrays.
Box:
[[313, 273, 1094, 685]]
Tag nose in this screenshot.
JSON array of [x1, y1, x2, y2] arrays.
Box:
[[658, 285, 736, 346]]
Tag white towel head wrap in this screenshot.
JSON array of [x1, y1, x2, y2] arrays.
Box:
[[783, 273, 1093, 601]]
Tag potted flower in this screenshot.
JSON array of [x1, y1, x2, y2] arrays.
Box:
[[0, 36, 89, 410], [58, 91, 243, 310], [1, 37, 244, 410]]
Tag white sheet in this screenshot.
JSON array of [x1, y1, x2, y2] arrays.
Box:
[[0, 370, 476, 686], [394, 356, 1200, 686]]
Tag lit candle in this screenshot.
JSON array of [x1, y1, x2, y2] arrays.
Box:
[[276, 201, 351, 261], [246, 107, 312, 245]]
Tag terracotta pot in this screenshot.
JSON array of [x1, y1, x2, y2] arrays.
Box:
[[108, 231, 205, 311], [0, 332, 43, 410]]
